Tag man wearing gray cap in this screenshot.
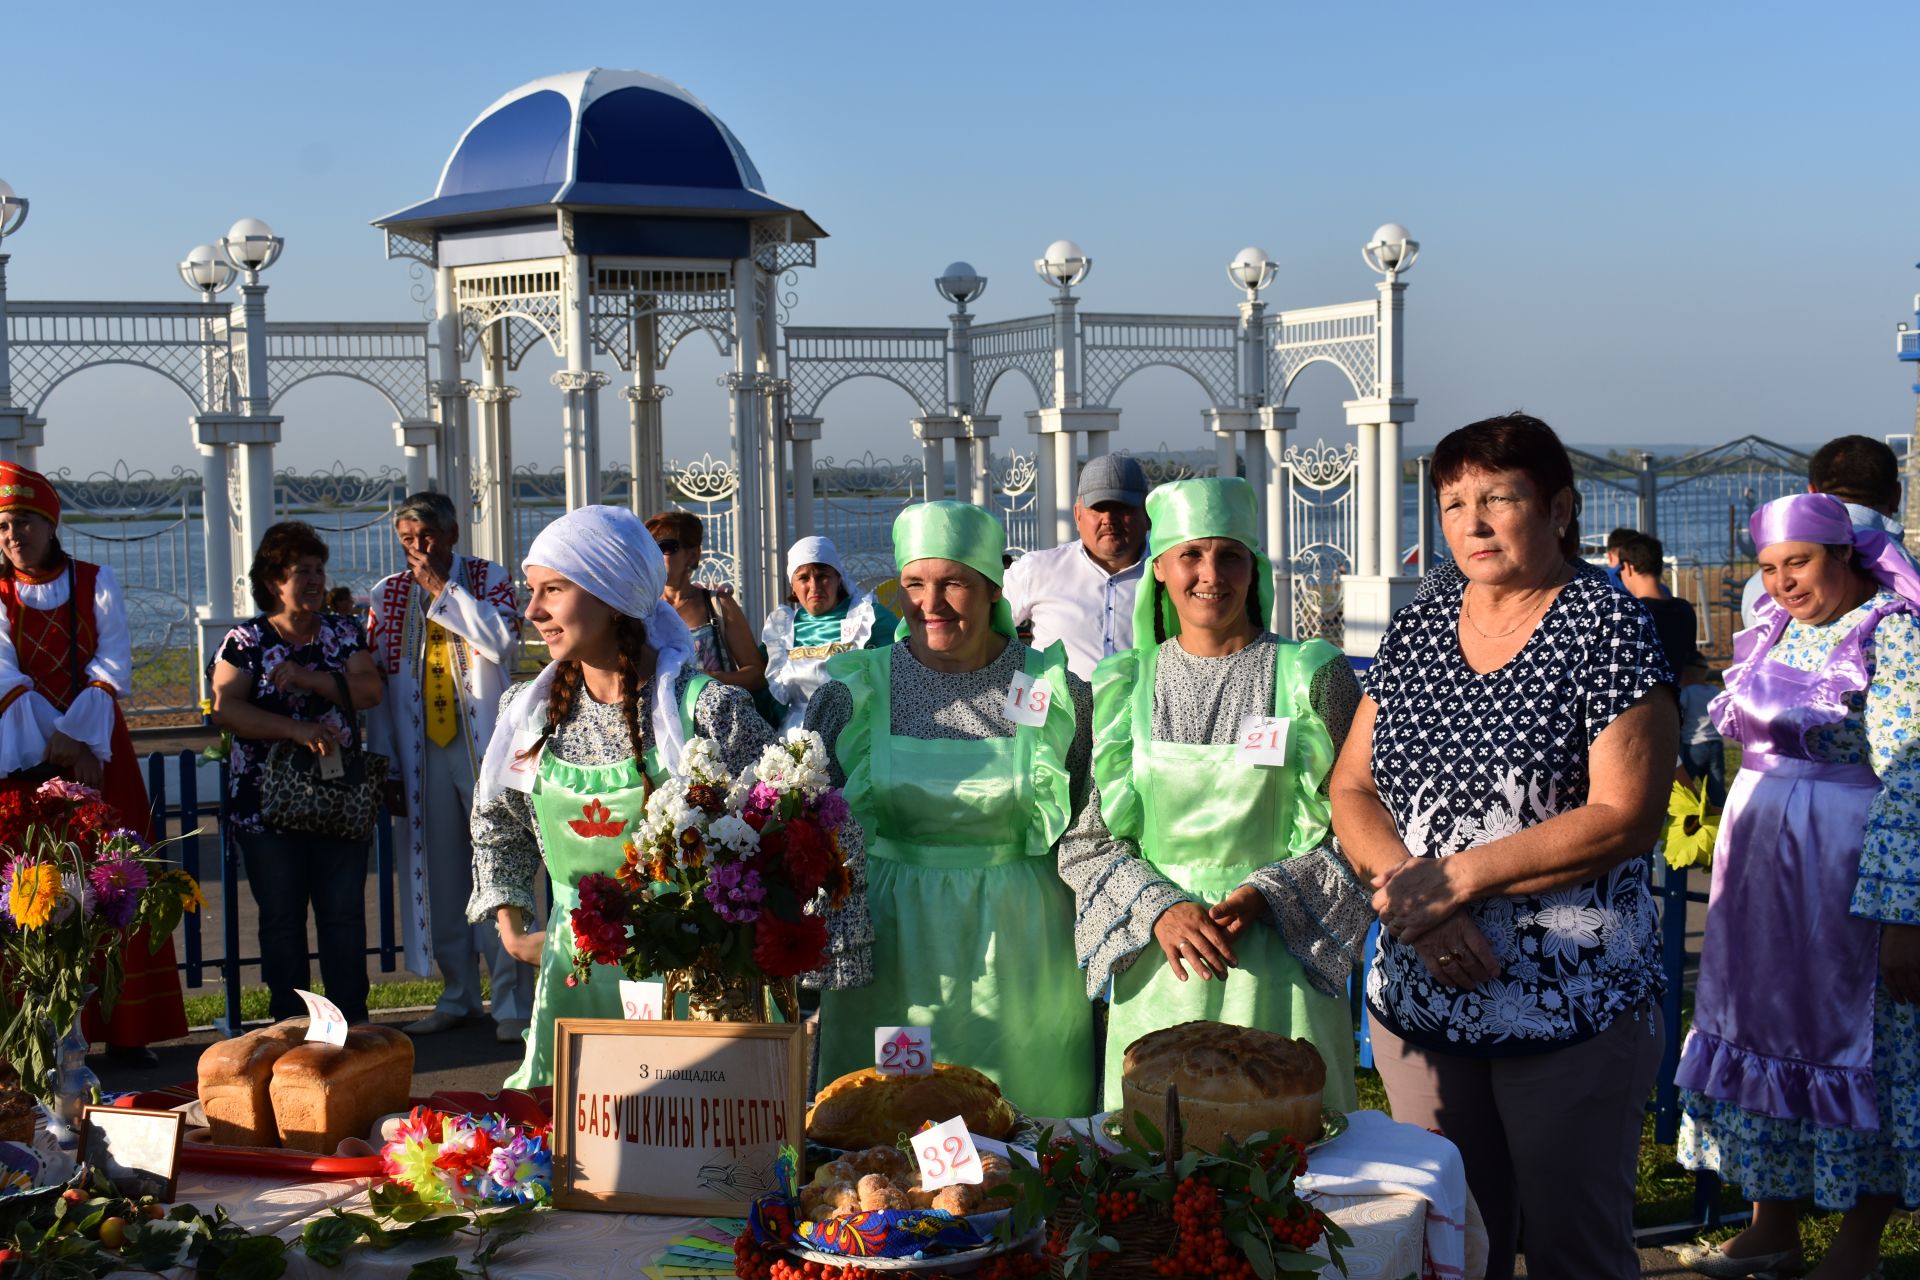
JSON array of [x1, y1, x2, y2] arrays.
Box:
[[1003, 454, 1152, 681]]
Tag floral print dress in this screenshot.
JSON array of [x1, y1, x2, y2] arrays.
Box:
[[1678, 591, 1920, 1209]]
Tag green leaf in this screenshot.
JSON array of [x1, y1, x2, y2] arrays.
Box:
[[300, 1213, 370, 1267], [210, 1232, 292, 1280], [1132, 1111, 1164, 1150], [124, 1215, 198, 1270], [1230, 1227, 1276, 1280], [404, 1257, 465, 1280]]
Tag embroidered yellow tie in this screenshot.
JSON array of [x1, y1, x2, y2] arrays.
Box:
[[424, 620, 459, 748]]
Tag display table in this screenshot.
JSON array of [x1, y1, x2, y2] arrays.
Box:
[[109, 1180, 1481, 1278]]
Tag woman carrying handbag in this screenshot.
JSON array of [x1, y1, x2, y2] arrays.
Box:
[[209, 521, 384, 1026]]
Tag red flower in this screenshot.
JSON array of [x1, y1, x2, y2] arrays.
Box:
[[568, 799, 627, 839], [433, 1123, 499, 1179], [751, 913, 828, 979], [763, 818, 831, 898]]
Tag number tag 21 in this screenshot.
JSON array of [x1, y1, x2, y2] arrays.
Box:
[[1236, 715, 1291, 767], [914, 1115, 984, 1190]]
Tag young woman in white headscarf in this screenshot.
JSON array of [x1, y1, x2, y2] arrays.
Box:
[[465, 507, 791, 1088], [761, 536, 897, 732]]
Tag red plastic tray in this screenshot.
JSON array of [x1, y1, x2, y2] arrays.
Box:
[[115, 1084, 553, 1180]]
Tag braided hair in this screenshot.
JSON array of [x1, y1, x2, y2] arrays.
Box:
[[517, 614, 658, 772]]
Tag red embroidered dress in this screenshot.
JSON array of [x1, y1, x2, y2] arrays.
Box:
[[0, 560, 188, 1046]]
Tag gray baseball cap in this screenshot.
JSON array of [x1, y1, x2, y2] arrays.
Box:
[[1076, 454, 1150, 507]]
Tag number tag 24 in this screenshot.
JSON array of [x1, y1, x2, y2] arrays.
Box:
[[1236, 715, 1291, 767], [914, 1115, 984, 1190], [1002, 671, 1051, 728]]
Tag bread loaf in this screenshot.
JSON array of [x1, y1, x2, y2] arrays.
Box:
[[1120, 1020, 1327, 1152], [269, 1026, 414, 1155], [806, 1063, 1016, 1151], [196, 1019, 310, 1147]]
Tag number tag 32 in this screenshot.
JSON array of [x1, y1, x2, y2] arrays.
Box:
[[1236, 715, 1291, 767], [1002, 671, 1051, 728], [914, 1115, 984, 1190], [874, 1026, 933, 1077]]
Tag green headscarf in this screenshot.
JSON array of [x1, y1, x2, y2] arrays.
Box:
[[891, 501, 1017, 639], [1133, 476, 1274, 643]]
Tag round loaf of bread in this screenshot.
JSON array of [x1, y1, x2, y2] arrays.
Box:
[[805, 1062, 1015, 1151], [1120, 1020, 1326, 1152]]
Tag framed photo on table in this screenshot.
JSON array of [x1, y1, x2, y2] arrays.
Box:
[[80, 1105, 184, 1202], [552, 1018, 807, 1216]]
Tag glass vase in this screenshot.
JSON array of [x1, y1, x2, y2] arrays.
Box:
[[40, 995, 98, 1157]]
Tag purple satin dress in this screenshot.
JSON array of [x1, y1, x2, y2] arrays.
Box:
[[1674, 597, 1910, 1131]]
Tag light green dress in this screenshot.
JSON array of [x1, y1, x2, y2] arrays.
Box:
[[505, 677, 707, 1089], [816, 642, 1096, 1118], [1092, 639, 1358, 1114]]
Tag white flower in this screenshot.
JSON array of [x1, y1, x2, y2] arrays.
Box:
[[1527, 890, 1606, 965], [681, 737, 729, 786], [708, 814, 760, 856], [1475, 979, 1555, 1039], [725, 765, 759, 811]]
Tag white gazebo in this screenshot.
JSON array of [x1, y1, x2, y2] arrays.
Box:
[[374, 69, 824, 620]]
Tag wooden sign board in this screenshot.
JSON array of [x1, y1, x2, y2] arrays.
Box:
[[80, 1106, 184, 1202], [552, 1018, 806, 1215]]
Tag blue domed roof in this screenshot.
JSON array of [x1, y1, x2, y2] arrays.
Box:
[[375, 69, 819, 236]]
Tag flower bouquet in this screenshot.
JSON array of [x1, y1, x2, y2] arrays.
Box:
[[0, 780, 202, 1102], [566, 731, 853, 1017]]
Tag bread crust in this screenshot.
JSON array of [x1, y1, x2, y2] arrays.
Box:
[[196, 1019, 310, 1147], [805, 1063, 1016, 1151], [268, 1025, 414, 1155], [1120, 1020, 1327, 1151]]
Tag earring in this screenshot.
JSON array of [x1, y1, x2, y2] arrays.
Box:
[[1555, 527, 1565, 538]]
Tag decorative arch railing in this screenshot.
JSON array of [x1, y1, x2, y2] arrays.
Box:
[[1080, 314, 1238, 407], [6, 301, 233, 415], [781, 328, 949, 420], [1267, 301, 1378, 403], [969, 316, 1054, 413], [455, 265, 566, 363], [264, 322, 432, 421]]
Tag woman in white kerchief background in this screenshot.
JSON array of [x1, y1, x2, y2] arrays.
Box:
[[465, 506, 777, 1088], [761, 536, 897, 732]]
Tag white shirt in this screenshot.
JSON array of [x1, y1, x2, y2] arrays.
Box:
[[1002, 540, 1145, 681], [1740, 503, 1920, 629], [0, 562, 130, 770]]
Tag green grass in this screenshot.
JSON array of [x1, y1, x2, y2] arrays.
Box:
[[180, 976, 468, 1028]]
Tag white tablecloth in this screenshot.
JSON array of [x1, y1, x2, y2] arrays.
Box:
[[121, 1181, 1480, 1278]]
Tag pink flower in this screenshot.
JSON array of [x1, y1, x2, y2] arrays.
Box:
[[34, 778, 102, 805], [812, 789, 850, 831], [746, 782, 782, 813], [87, 855, 148, 929]]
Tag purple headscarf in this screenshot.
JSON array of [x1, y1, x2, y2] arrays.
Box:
[[1750, 492, 1920, 604]]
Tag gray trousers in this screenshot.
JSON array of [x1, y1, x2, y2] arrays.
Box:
[[423, 737, 536, 1022], [1370, 1009, 1663, 1280]]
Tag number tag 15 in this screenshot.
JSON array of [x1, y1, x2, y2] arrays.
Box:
[[914, 1115, 984, 1190], [1236, 715, 1291, 767], [1002, 671, 1051, 728]]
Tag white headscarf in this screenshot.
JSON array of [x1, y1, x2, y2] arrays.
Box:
[[785, 535, 850, 594], [475, 505, 698, 806]]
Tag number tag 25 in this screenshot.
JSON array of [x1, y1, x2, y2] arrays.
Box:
[[874, 1026, 933, 1077], [1002, 671, 1051, 728], [1236, 715, 1291, 767], [914, 1115, 984, 1190]]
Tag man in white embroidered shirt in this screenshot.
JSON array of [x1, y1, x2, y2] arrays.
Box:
[[365, 491, 536, 1044], [1003, 454, 1152, 681]]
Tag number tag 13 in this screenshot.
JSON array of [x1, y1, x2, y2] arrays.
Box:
[[1236, 715, 1291, 767], [1002, 671, 1051, 728], [914, 1115, 984, 1190]]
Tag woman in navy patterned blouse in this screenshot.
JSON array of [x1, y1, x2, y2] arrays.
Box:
[[1330, 414, 1676, 1280]]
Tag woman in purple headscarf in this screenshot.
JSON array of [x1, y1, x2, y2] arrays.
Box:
[[1675, 493, 1920, 1279]]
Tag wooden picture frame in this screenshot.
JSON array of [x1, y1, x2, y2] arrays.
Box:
[[80, 1105, 184, 1202], [552, 1017, 807, 1215]]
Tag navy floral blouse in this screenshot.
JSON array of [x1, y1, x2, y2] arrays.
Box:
[[212, 612, 368, 834], [1363, 568, 1674, 1055]]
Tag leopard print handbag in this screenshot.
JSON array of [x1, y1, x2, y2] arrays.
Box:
[[258, 671, 390, 842]]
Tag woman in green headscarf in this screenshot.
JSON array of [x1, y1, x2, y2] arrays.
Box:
[[1057, 477, 1368, 1112], [806, 501, 1097, 1117]]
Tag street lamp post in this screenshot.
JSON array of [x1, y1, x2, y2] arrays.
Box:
[[1360, 223, 1418, 578], [179, 243, 243, 624], [1225, 247, 1294, 633], [936, 262, 988, 505], [1033, 240, 1092, 546], [219, 217, 286, 592], [0, 179, 31, 464]]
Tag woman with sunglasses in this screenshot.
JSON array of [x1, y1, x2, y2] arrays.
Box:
[[645, 512, 765, 693]]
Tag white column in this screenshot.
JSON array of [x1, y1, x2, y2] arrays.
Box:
[[1261, 406, 1296, 638], [556, 253, 602, 509], [1216, 428, 1237, 481], [1354, 422, 1380, 580], [787, 416, 821, 539], [730, 258, 767, 621], [953, 437, 975, 503], [1378, 419, 1403, 575], [625, 383, 669, 517], [1085, 431, 1110, 460], [471, 324, 518, 568], [922, 437, 945, 503], [395, 420, 436, 495], [17, 417, 42, 471], [1032, 414, 1057, 549], [232, 282, 283, 564], [1051, 431, 1075, 544], [966, 415, 1000, 509], [432, 265, 470, 504], [194, 423, 238, 618]]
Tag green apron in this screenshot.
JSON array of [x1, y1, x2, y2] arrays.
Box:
[[506, 676, 707, 1089], [818, 643, 1095, 1118], [1094, 640, 1357, 1114]]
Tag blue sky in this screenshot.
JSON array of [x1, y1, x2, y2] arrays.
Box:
[[5, 0, 1917, 473]]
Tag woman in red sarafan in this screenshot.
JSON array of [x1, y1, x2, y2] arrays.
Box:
[[0, 462, 187, 1065]]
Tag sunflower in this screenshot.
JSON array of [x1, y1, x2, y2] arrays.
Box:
[[1662, 778, 1719, 870], [6, 861, 61, 929]]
